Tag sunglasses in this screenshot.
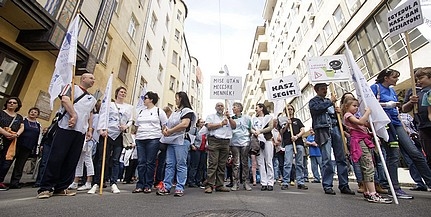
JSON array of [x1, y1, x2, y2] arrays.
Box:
[[7, 101, 18, 105]]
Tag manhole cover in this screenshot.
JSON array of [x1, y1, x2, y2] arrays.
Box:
[[184, 209, 265, 217]]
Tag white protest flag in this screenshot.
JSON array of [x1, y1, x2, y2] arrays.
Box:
[[48, 15, 80, 109], [344, 42, 390, 141], [97, 73, 113, 130], [136, 84, 147, 114]]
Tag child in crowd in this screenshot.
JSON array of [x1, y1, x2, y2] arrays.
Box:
[[342, 98, 392, 204]]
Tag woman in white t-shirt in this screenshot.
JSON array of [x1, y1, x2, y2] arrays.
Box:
[[133, 91, 168, 193]]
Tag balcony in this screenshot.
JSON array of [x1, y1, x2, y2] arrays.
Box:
[[260, 70, 272, 89], [257, 35, 268, 53], [258, 52, 270, 71]]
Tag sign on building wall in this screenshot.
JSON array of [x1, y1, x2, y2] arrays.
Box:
[[307, 55, 351, 83], [210, 76, 242, 100], [388, 0, 424, 37], [265, 75, 301, 101]]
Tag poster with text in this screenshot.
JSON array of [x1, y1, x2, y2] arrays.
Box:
[[210, 76, 243, 100], [265, 75, 301, 101], [388, 0, 423, 37], [307, 55, 351, 83]]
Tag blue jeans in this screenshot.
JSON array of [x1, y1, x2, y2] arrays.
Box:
[[282, 145, 305, 185], [320, 126, 350, 190], [163, 141, 189, 191], [188, 149, 200, 185], [310, 156, 322, 181], [395, 125, 431, 187], [110, 141, 123, 185], [136, 138, 160, 189], [273, 154, 280, 181]]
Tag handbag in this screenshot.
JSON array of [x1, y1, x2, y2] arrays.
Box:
[[0, 115, 17, 152]]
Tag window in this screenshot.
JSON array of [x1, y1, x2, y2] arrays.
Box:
[[169, 76, 175, 90], [315, 35, 324, 54], [307, 46, 315, 57], [158, 64, 163, 82], [347, 0, 361, 14], [296, 28, 302, 43], [177, 10, 182, 22], [323, 22, 333, 42], [301, 17, 308, 34], [165, 15, 170, 30], [128, 16, 138, 39], [314, 0, 323, 10], [191, 80, 195, 89], [98, 36, 111, 63], [174, 29, 180, 41], [162, 37, 167, 54], [150, 12, 158, 32], [114, 0, 121, 14], [178, 57, 181, 70], [118, 55, 129, 83], [172, 51, 178, 66], [333, 6, 346, 32], [145, 43, 152, 63]]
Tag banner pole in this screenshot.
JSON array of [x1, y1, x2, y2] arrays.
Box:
[[99, 136, 108, 195], [404, 32, 417, 113], [329, 83, 349, 155], [284, 99, 297, 154]]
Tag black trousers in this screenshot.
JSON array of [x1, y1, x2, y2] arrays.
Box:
[[38, 128, 85, 193], [10, 145, 33, 186]]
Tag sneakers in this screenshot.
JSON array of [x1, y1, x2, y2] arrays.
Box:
[[77, 183, 92, 191], [281, 185, 289, 190], [267, 186, 274, 191], [231, 183, 239, 191], [367, 193, 393, 204], [111, 184, 120, 194], [87, 184, 99, 194], [0, 182, 9, 191], [311, 180, 321, 183], [243, 183, 252, 191], [297, 184, 308, 190], [68, 182, 78, 190], [174, 190, 184, 197], [215, 186, 230, 192], [54, 189, 77, 196], [37, 191, 53, 199], [156, 186, 170, 196], [290, 181, 295, 186], [143, 188, 152, 193], [388, 189, 414, 199], [204, 186, 213, 193]]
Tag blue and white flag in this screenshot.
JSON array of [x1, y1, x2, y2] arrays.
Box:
[[97, 73, 113, 130], [344, 42, 390, 141], [136, 84, 147, 114], [48, 15, 80, 109]]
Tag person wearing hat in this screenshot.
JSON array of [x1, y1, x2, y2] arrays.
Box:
[[308, 83, 355, 195]]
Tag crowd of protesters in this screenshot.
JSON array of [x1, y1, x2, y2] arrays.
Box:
[[1, 68, 431, 205]]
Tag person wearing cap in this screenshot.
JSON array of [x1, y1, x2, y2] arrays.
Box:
[[308, 83, 355, 195]]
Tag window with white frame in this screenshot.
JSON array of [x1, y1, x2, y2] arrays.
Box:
[[333, 6, 346, 32], [307, 46, 315, 57], [346, 0, 361, 14], [169, 76, 175, 91], [172, 51, 178, 66], [315, 35, 324, 54], [158, 64, 163, 82], [98, 36, 111, 64], [323, 21, 333, 42], [162, 37, 167, 54], [174, 29, 180, 41], [165, 15, 170, 30], [301, 17, 308, 34], [145, 43, 152, 63], [150, 12, 158, 32], [128, 16, 138, 39], [177, 10, 182, 22]]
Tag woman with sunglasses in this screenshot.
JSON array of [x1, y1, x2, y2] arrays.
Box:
[[371, 68, 431, 199], [0, 97, 24, 190]]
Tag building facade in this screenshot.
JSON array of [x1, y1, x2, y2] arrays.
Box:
[[243, 0, 429, 129]]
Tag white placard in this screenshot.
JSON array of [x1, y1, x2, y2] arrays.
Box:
[[307, 55, 351, 83], [265, 75, 301, 101], [388, 0, 423, 37], [210, 76, 242, 100]]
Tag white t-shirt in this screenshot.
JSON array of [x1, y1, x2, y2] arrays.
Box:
[[101, 102, 133, 140], [135, 106, 168, 140]]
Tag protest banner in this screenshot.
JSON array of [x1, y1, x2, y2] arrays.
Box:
[[388, 0, 423, 37], [307, 55, 350, 83], [265, 75, 301, 101], [210, 76, 242, 100]]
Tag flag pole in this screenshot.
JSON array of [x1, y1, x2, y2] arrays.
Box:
[[99, 135, 108, 195], [71, 66, 75, 104], [404, 32, 417, 113], [284, 99, 297, 154], [329, 83, 349, 155], [344, 42, 398, 204]]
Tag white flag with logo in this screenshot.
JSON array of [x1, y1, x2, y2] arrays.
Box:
[[48, 15, 80, 109], [344, 42, 390, 141], [136, 84, 147, 114], [97, 73, 113, 130]]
